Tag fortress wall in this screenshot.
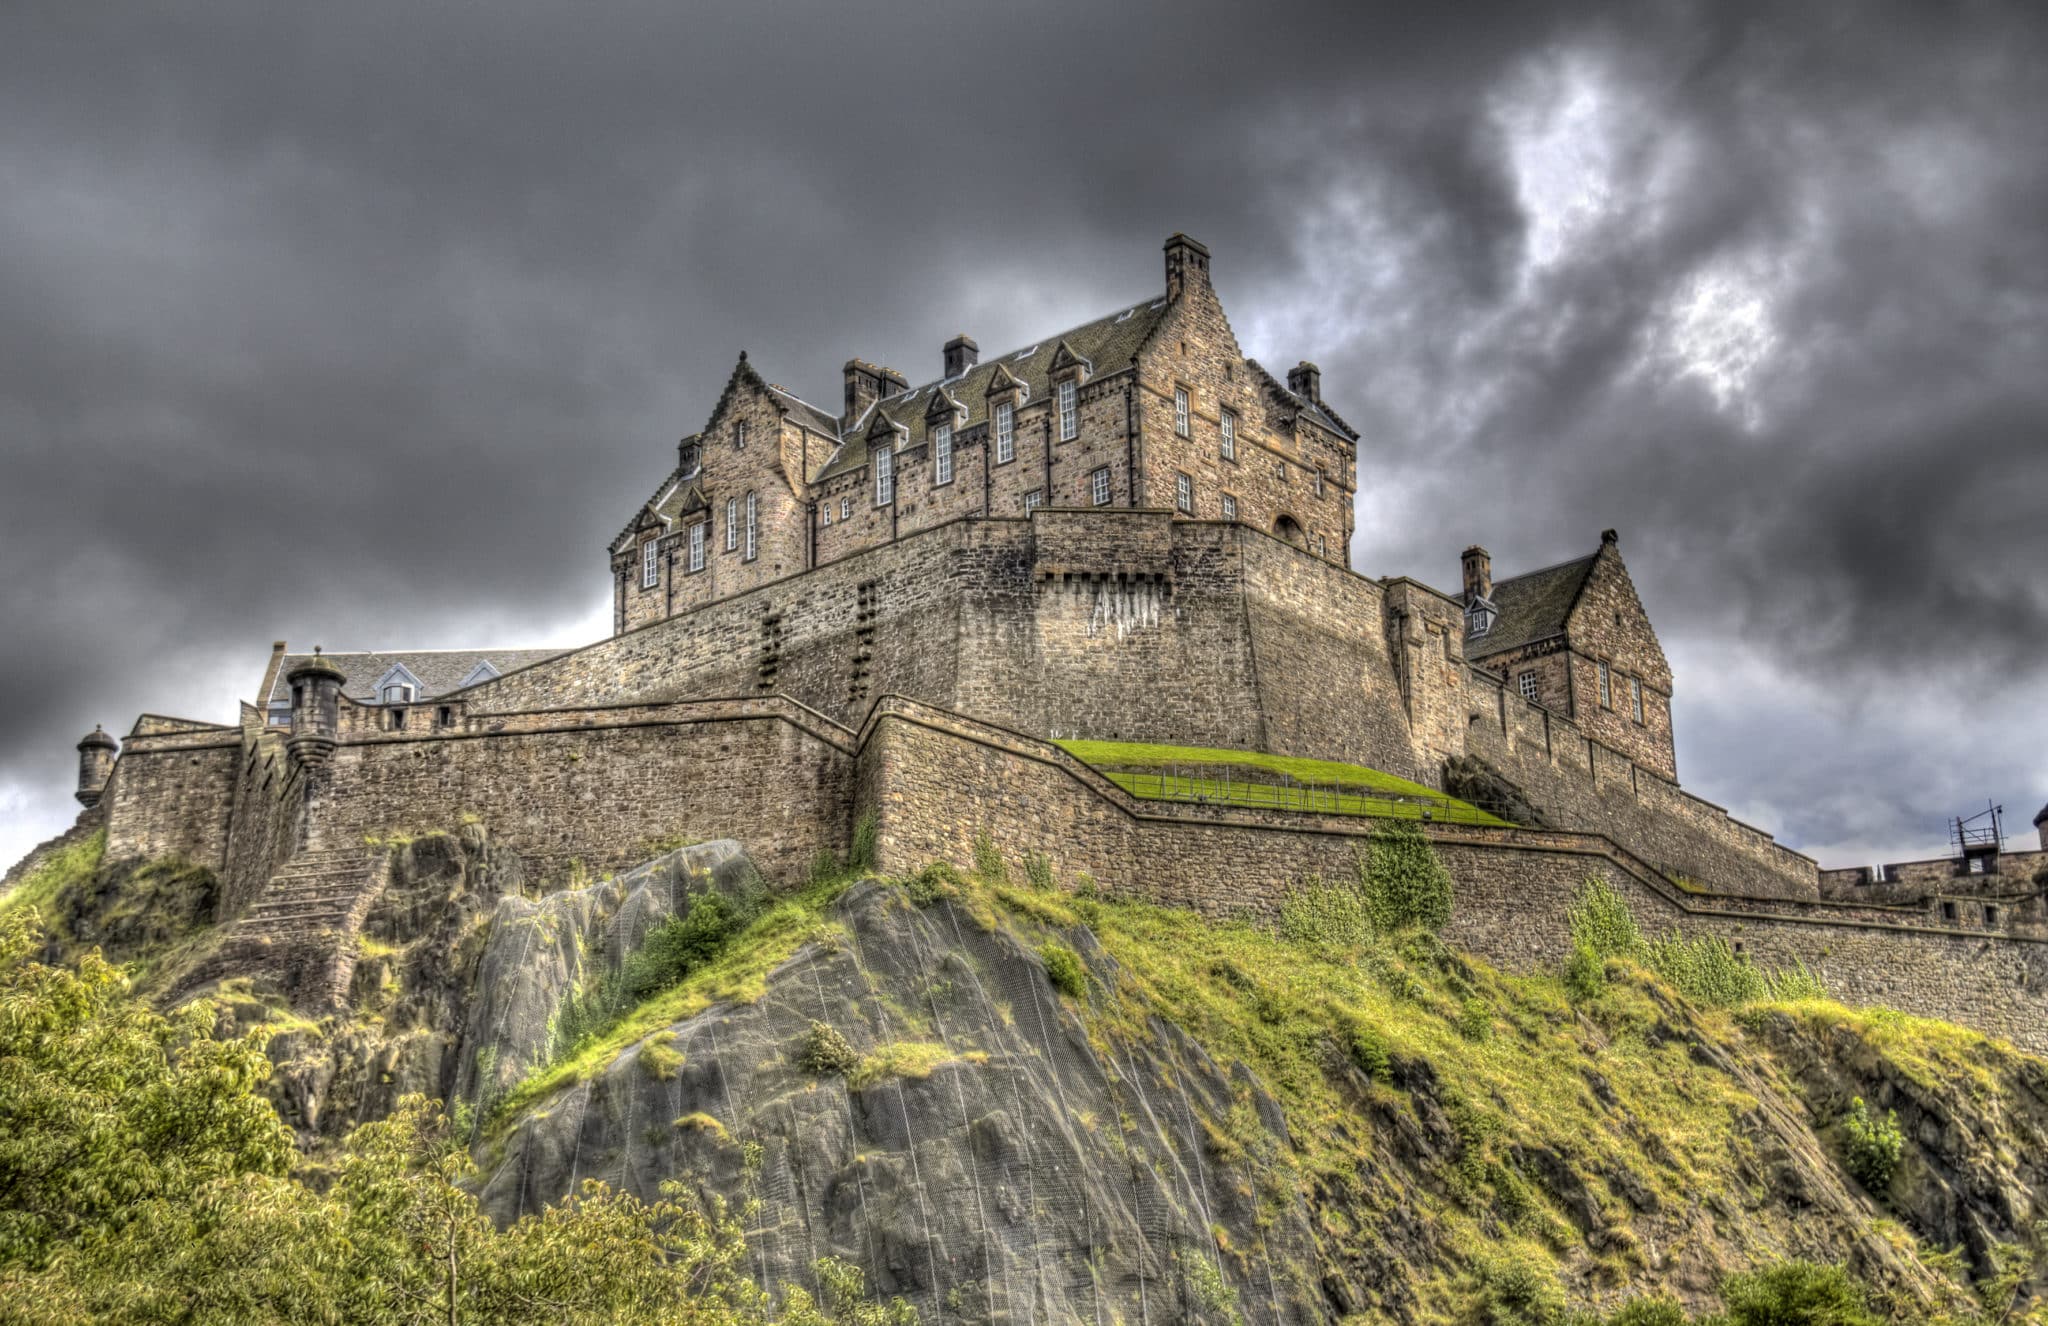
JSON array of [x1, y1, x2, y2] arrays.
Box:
[[1241, 534, 1423, 778], [303, 709, 854, 886], [1461, 668, 1820, 899], [859, 701, 2048, 1052], [217, 708, 312, 914], [460, 519, 969, 725], [101, 730, 238, 871]]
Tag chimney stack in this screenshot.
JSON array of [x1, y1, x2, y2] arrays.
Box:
[[1164, 233, 1211, 301], [1287, 361, 1322, 404], [943, 334, 978, 379], [843, 360, 885, 422], [878, 365, 907, 399], [1461, 545, 1493, 603]]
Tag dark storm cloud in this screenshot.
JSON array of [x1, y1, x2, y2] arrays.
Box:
[[3, 0, 2044, 865]]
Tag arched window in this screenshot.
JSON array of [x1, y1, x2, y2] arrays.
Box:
[[1273, 514, 1305, 548]]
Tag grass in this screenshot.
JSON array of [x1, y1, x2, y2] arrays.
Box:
[[847, 1041, 983, 1090], [1054, 739, 1510, 826], [0, 830, 106, 925]]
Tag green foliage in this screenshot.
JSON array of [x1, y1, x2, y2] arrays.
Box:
[[1644, 933, 1766, 1007], [905, 861, 964, 907], [1022, 851, 1055, 892], [1764, 959, 1829, 1003], [1457, 997, 1494, 1042], [1340, 1017, 1391, 1081], [1362, 824, 1454, 934], [797, 1021, 860, 1077], [1565, 940, 1606, 1002], [639, 1032, 684, 1082], [1180, 1254, 1242, 1322], [0, 830, 106, 928], [1841, 1097, 1903, 1192], [848, 811, 878, 874], [1568, 876, 1644, 961], [1277, 871, 1371, 949], [1464, 1250, 1566, 1324], [1587, 1298, 1688, 1325], [1716, 1260, 1882, 1325], [1039, 942, 1087, 999], [620, 890, 754, 1003], [971, 832, 1007, 884], [779, 1255, 918, 1326]]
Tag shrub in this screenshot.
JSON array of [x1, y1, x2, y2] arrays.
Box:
[[1644, 932, 1765, 1007], [972, 832, 1007, 884], [1040, 942, 1087, 999], [848, 811, 879, 873], [797, 1020, 860, 1077], [1716, 1260, 1880, 1326], [1073, 871, 1099, 899], [1360, 825, 1453, 933], [1567, 876, 1643, 960], [1023, 851, 1056, 892], [620, 890, 751, 1003], [1277, 872, 1370, 949], [1595, 1298, 1688, 1325], [1466, 1251, 1565, 1325], [1457, 997, 1494, 1042], [1764, 959, 1829, 1002], [905, 861, 965, 907], [1564, 939, 1605, 1002], [639, 1033, 684, 1082], [1342, 1020, 1390, 1081], [1841, 1097, 1902, 1192]]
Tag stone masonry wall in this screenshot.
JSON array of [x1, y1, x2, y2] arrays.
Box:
[[856, 701, 2048, 1054], [101, 726, 239, 871]]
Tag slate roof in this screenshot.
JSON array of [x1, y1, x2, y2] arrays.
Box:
[[265, 649, 567, 706], [768, 385, 841, 438], [1244, 358, 1359, 442], [813, 293, 1172, 481], [1465, 553, 1599, 659]]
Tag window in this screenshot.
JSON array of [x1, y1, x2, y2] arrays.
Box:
[[1314, 468, 1325, 498], [388, 707, 406, 731], [995, 402, 1014, 463], [841, 497, 852, 520], [934, 423, 953, 485], [1518, 671, 1539, 702], [1597, 661, 1612, 708], [744, 492, 758, 560], [437, 706, 454, 728], [381, 682, 414, 704], [1942, 900, 1958, 922], [688, 521, 706, 572], [726, 498, 738, 551], [1221, 493, 1237, 521], [875, 447, 894, 505], [1315, 534, 1327, 556], [1023, 489, 1043, 514], [734, 420, 746, 450], [1467, 602, 1494, 636], [1630, 676, 1644, 723], [1986, 905, 2000, 925], [1090, 467, 1111, 507], [1174, 386, 1189, 437], [1220, 408, 1236, 460], [821, 503, 832, 527], [1175, 471, 1192, 513], [1058, 380, 1077, 440], [642, 539, 659, 588]]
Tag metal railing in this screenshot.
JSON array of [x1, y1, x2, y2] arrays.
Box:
[[1096, 762, 1503, 826]]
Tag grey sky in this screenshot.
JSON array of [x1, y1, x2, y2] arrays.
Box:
[[3, 0, 2044, 870]]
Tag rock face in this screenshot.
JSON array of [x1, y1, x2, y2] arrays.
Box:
[[477, 880, 1302, 1325]]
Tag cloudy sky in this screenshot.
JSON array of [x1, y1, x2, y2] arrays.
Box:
[[3, 1, 2044, 872]]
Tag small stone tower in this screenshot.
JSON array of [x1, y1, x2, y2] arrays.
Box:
[[75, 725, 116, 808], [1461, 546, 1493, 603], [286, 649, 347, 768]]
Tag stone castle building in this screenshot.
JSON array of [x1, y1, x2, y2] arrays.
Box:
[[12, 234, 2048, 1051]]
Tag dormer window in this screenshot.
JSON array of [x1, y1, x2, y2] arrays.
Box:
[[934, 423, 953, 485], [1465, 599, 1496, 637], [381, 681, 415, 704], [1058, 380, 1077, 441], [641, 539, 659, 588]]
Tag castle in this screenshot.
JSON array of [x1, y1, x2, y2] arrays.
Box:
[[15, 235, 2048, 1047]]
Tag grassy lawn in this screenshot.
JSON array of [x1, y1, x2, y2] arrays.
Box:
[[1053, 739, 1510, 827]]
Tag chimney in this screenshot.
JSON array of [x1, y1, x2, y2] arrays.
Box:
[[843, 360, 885, 422], [878, 365, 908, 399], [1287, 360, 1322, 404], [1601, 528, 1619, 548], [1164, 232, 1211, 301], [1461, 546, 1492, 603], [943, 334, 978, 378]]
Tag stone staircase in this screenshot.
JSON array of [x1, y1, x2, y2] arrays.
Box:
[[181, 847, 390, 1012]]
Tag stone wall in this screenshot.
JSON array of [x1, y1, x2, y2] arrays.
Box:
[[855, 700, 2048, 1054], [100, 722, 239, 871], [217, 705, 313, 916], [303, 699, 856, 887]]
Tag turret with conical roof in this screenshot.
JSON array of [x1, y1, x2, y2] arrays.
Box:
[[75, 725, 116, 808], [286, 647, 347, 767]]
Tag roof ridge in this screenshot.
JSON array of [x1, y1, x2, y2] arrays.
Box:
[[1491, 550, 1599, 588], [889, 290, 1162, 398]]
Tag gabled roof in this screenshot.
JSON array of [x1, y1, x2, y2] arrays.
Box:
[[264, 649, 568, 706], [813, 293, 1172, 481], [768, 384, 840, 437], [1465, 553, 1600, 658]]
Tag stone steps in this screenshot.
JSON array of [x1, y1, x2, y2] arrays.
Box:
[[176, 847, 391, 1012]]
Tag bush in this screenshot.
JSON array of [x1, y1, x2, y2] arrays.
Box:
[[1457, 997, 1494, 1042], [1277, 872, 1370, 949], [1342, 1019, 1390, 1080], [1040, 942, 1087, 999], [1466, 1251, 1566, 1325], [1594, 1298, 1688, 1325], [620, 891, 751, 1003], [1841, 1097, 1902, 1192], [1360, 825, 1453, 933], [1644, 932, 1764, 1007], [905, 861, 965, 907], [1565, 940, 1605, 1002], [848, 811, 878, 873], [1567, 876, 1643, 960], [972, 832, 1007, 884], [1764, 959, 1829, 1002], [797, 1020, 860, 1077], [1717, 1260, 1880, 1325], [1023, 851, 1055, 892]]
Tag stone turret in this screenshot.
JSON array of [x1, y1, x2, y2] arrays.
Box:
[[75, 725, 116, 808], [1461, 545, 1493, 603], [287, 648, 347, 768]]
